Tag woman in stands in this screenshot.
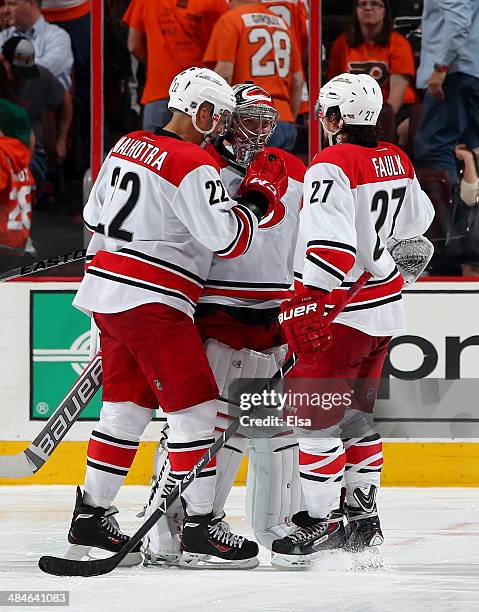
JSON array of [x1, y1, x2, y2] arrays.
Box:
[[327, 0, 418, 144]]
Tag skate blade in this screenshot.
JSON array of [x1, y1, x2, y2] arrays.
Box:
[[64, 544, 142, 567], [179, 552, 259, 570], [271, 552, 311, 571], [142, 551, 182, 567]]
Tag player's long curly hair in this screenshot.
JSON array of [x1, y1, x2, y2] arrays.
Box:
[[336, 124, 379, 148], [347, 0, 392, 48]]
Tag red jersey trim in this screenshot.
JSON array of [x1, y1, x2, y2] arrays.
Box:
[[215, 205, 255, 259], [310, 142, 415, 189], [295, 271, 404, 310], [86, 250, 203, 306], [306, 241, 356, 279]]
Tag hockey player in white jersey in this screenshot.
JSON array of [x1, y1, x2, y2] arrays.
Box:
[[271, 73, 435, 564], [142, 83, 306, 567], [66, 68, 288, 568]]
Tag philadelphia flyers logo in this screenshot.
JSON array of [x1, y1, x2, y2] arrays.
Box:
[[348, 61, 389, 86], [259, 198, 287, 229]]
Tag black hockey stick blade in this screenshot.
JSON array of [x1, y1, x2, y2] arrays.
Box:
[[0, 353, 102, 478], [0, 248, 86, 282], [37, 270, 372, 576]]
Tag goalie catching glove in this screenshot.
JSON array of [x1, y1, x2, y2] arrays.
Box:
[[236, 150, 288, 219], [279, 291, 333, 364]]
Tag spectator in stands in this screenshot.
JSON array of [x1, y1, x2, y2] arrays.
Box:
[[42, 1, 90, 102], [0, 79, 32, 149], [454, 144, 479, 276], [1, 36, 72, 189], [0, 125, 35, 270], [0, 1, 12, 29], [261, 0, 308, 66], [327, 0, 418, 143], [204, 0, 304, 152], [123, 0, 228, 131], [415, 0, 479, 187], [455, 145, 479, 207], [0, 0, 73, 91]]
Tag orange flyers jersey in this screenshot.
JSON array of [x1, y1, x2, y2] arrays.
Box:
[[261, 0, 309, 114], [261, 0, 308, 51], [204, 3, 302, 122], [0, 139, 34, 254], [327, 32, 419, 106], [123, 0, 228, 103]]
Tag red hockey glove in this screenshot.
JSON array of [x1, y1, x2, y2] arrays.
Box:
[[236, 150, 288, 218], [278, 292, 333, 364]]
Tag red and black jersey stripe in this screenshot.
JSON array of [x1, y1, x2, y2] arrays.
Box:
[[215, 205, 255, 259], [85, 248, 205, 307], [306, 239, 356, 284], [202, 278, 292, 301]]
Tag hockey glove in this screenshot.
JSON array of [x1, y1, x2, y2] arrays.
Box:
[[278, 292, 333, 364], [236, 150, 288, 219]]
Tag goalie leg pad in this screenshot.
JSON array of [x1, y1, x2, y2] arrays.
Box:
[[246, 436, 301, 550], [205, 338, 277, 415], [213, 435, 249, 519], [205, 339, 282, 519], [84, 401, 154, 508], [142, 436, 183, 565]]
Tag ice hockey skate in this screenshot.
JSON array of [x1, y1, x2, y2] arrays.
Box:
[[344, 485, 384, 552], [271, 509, 347, 570], [65, 487, 142, 566], [180, 512, 259, 569]]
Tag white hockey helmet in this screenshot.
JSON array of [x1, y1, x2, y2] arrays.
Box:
[[315, 73, 383, 128], [168, 67, 236, 136]]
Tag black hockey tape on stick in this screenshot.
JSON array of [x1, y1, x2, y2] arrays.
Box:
[[0, 353, 102, 478], [38, 270, 371, 577], [0, 248, 87, 282]]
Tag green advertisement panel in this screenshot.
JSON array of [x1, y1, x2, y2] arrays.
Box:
[[30, 290, 102, 420]]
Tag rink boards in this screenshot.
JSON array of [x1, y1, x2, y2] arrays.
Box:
[[1, 278, 479, 486]]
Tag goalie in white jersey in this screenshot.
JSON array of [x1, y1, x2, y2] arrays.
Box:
[[272, 73, 434, 565], [142, 83, 307, 567], [67, 67, 288, 568]]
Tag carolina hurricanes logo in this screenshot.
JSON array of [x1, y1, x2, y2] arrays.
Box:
[[236, 84, 275, 108], [259, 198, 287, 229]]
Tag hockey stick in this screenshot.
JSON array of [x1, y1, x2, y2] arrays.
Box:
[[0, 248, 86, 282], [38, 271, 371, 577], [0, 353, 102, 478]]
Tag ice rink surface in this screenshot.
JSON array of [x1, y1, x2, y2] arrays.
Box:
[[1, 486, 479, 612]]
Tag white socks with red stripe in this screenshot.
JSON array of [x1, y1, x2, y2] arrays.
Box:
[[166, 400, 218, 516], [84, 401, 154, 508], [344, 433, 383, 507], [298, 438, 346, 519], [297, 432, 383, 518]]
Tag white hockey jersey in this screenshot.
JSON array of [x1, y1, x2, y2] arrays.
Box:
[[73, 130, 258, 319], [295, 141, 435, 336], [199, 145, 305, 309]]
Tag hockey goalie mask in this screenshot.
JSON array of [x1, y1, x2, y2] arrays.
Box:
[[315, 73, 383, 141], [168, 67, 236, 137], [226, 84, 278, 167]]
